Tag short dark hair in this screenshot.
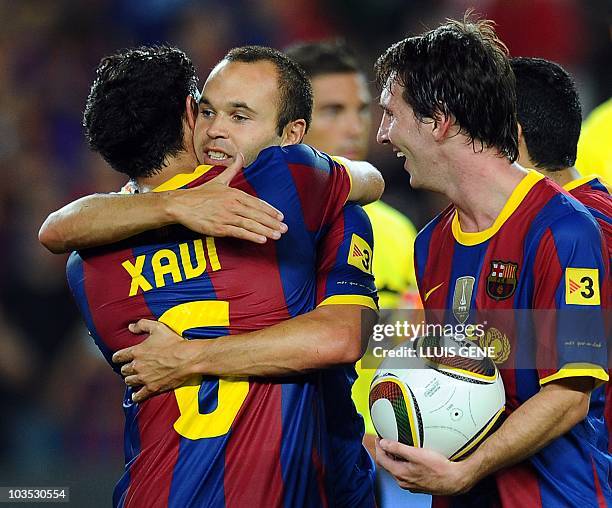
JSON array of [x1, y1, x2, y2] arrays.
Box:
[[83, 45, 199, 179], [223, 46, 313, 136], [284, 39, 363, 79], [511, 57, 582, 171], [375, 15, 519, 161]]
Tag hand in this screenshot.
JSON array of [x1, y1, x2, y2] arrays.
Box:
[[112, 320, 197, 403], [168, 153, 288, 243], [375, 438, 476, 495]]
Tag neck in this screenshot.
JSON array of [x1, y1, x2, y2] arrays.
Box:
[[539, 167, 581, 188], [136, 151, 198, 193], [442, 149, 528, 233]]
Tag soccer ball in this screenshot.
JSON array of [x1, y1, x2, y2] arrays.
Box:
[[369, 334, 505, 460]]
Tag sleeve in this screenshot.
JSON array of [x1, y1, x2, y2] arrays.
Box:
[[281, 145, 352, 236], [315, 203, 378, 311], [531, 212, 609, 387]]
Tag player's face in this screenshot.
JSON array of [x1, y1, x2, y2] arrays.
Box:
[[193, 60, 284, 167], [377, 80, 432, 188], [304, 72, 371, 160]]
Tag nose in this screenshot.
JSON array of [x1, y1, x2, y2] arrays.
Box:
[[206, 114, 229, 139], [376, 114, 390, 145], [345, 111, 367, 139]]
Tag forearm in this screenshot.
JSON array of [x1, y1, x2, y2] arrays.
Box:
[[461, 378, 591, 486], [187, 306, 376, 377], [39, 192, 174, 253], [336, 157, 385, 205]]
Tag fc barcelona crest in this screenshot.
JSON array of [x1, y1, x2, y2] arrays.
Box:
[[486, 261, 518, 301]]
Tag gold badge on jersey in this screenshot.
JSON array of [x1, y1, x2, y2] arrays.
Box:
[[348, 234, 373, 275], [480, 327, 511, 364], [565, 268, 600, 305], [452, 276, 475, 324]]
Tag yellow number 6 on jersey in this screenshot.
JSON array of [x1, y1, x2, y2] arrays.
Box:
[[159, 301, 249, 440]]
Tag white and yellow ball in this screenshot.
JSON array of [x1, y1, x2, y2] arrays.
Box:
[[369, 334, 505, 460]]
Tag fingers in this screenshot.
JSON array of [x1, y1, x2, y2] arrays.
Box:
[[128, 319, 156, 335], [121, 362, 135, 377], [238, 193, 284, 222], [221, 225, 268, 244], [218, 204, 289, 243], [376, 445, 405, 478], [132, 386, 153, 404], [211, 153, 245, 185], [229, 215, 285, 241], [379, 439, 414, 461], [112, 347, 134, 364]]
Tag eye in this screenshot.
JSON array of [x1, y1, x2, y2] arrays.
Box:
[[232, 114, 248, 122], [323, 105, 342, 115], [200, 109, 215, 118]]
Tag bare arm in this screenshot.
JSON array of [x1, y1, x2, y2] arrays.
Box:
[[39, 157, 286, 253], [40, 191, 176, 254], [335, 157, 385, 205], [375, 376, 593, 495], [113, 305, 378, 402]]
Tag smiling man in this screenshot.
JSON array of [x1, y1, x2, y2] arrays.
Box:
[[373, 16, 610, 508]]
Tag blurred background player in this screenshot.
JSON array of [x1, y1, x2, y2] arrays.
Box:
[[374, 15, 609, 506], [284, 39, 427, 508], [511, 56, 611, 452]]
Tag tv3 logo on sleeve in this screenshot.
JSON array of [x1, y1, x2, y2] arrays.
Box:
[[348, 234, 373, 274], [565, 268, 600, 305]]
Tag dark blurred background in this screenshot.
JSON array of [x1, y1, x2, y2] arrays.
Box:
[[0, 0, 610, 505]]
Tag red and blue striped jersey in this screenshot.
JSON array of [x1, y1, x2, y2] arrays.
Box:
[[565, 175, 611, 263], [414, 171, 610, 508], [66, 144, 377, 508], [565, 175, 612, 458]]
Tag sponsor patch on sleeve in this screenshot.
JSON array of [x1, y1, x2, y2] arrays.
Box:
[[565, 268, 600, 305], [348, 234, 373, 275]]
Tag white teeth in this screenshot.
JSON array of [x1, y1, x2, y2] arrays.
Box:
[[396, 151, 405, 158], [208, 151, 228, 160]]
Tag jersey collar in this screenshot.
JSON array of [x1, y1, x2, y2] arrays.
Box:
[[562, 174, 602, 192], [152, 165, 215, 193], [451, 170, 545, 246]]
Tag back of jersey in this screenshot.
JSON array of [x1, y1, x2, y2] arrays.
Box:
[[66, 144, 351, 508]]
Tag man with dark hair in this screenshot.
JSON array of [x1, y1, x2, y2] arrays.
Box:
[[286, 39, 425, 508], [41, 46, 289, 251], [84, 46, 200, 180], [512, 56, 611, 261], [373, 16, 609, 507], [224, 46, 313, 138], [42, 45, 383, 506]]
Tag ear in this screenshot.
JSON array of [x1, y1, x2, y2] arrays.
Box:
[[185, 95, 198, 130], [516, 123, 532, 167], [431, 112, 453, 142], [280, 119, 307, 146]]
